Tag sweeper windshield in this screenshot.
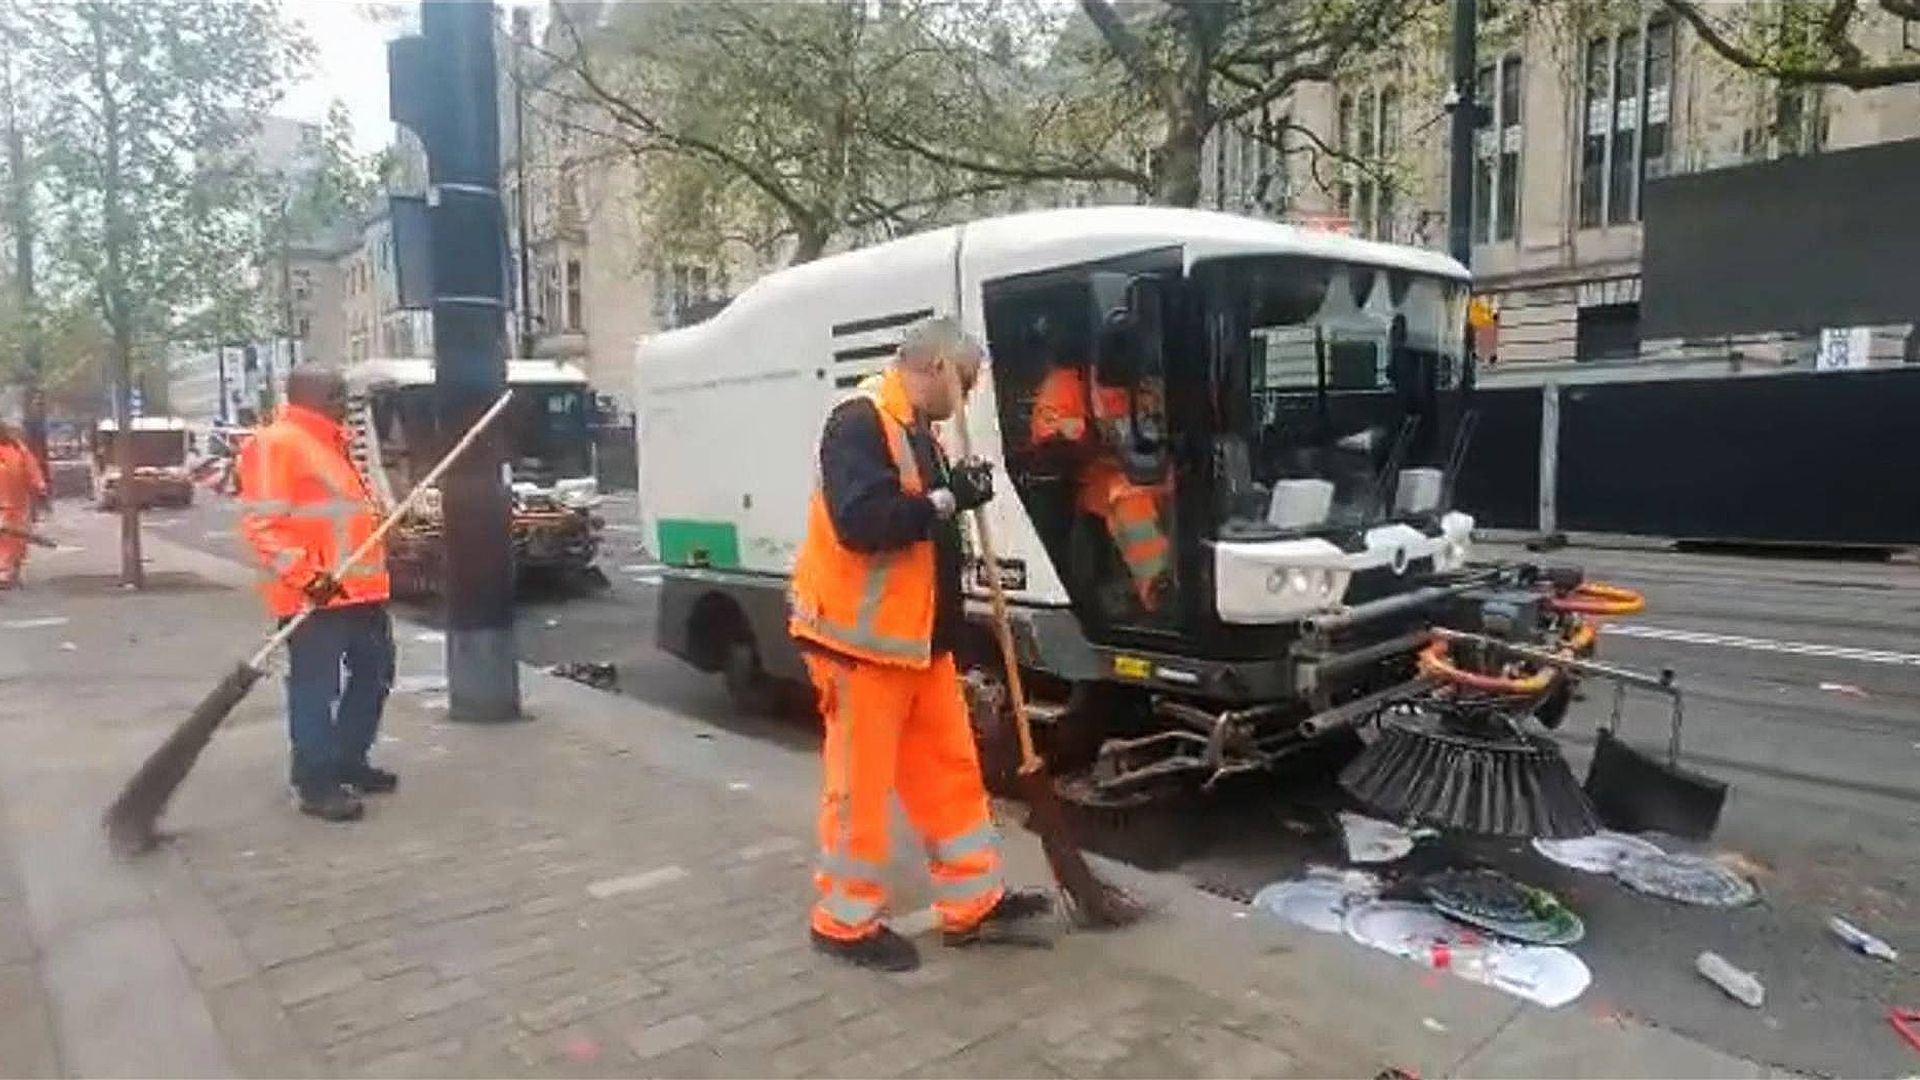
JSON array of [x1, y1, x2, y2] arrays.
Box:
[[1196, 254, 1470, 538]]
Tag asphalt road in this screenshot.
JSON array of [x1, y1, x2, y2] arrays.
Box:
[[129, 492, 1918, 1078]]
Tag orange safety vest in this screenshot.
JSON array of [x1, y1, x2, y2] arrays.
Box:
[[789, 368, 938, 669], [238, 404, 390, 618]]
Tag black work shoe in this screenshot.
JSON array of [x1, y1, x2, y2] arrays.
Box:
[[343, 765, 399, 795], [296, 785, 365, 822], [943, 888, 1055, 947], [810, 927, 921, 972]]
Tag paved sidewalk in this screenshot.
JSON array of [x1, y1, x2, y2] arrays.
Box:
[[0, 511, 1778, 1078]]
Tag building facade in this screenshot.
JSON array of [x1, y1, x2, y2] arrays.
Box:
[[1203, 3, 1920, 370]]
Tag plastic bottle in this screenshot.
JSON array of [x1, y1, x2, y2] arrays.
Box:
[[1827, 917, 1899, 962], [1695, 951, 1764, 1008]]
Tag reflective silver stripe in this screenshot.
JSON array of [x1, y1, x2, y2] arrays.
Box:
[[927, 821, 997, 864], [819, 889, 882, 927], [792, 606, 931, 666], [1113, 519, 1162, 548], [854, 386, 920, 493], [817, 851, 887, 882], [931, 868, 1002, 902], [818, 666, 883, 930], [240, 498, 294, 515]]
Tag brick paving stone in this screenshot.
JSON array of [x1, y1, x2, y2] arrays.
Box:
[[203, 978, 327, 1079], [0, 960, 60, 1079], [267, 951, 367, 1008], [240, 918, 337, 969], [624, 1011, 710, 1060]]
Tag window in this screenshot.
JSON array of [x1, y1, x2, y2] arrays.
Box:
[[292, 269, 311, 301], [1608, 28, 1640, 225], [1496, 56, 1521, 241], [297, 315, 311, 339], [1374, 92, 1397, 239], [1336, 95, 1355, 219], [564, 258, 583, 332], [1580, 37, 1608, 227], [1580, 18, 1673, 228], [1474, 56, 1522, 243], [1340, 89, 1397, 240], [1576, 303, 1641, 362]]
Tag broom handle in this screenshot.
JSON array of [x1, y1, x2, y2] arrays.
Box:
[[943, 372, 1043, 773], [244, 389, 516, 669]]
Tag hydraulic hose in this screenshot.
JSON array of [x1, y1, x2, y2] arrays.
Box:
[[1549, 580, 1645, 616]]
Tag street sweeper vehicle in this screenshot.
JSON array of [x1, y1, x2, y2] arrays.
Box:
[[635, 207, 1723, 843], [344, 357, 605, 598]]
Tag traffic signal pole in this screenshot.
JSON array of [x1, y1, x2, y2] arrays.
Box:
[[1446, 0, 1479, 268], [390, 2, 522, 722]]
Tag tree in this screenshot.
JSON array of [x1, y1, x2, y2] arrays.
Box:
[[888, 0, 1428, 207], [1663, 0, 1920, 90], [20, 0, 303, 586], [530, 0, 1032, 265]]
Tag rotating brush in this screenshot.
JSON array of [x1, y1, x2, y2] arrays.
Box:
[[1339, 704, 1600, 839]]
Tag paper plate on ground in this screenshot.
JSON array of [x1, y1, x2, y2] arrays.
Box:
[[1615, 852, 1758, 908], [1428, 891, 1586, 947], [1338, 811, 1415, 864], [1482, 943, 1591, 1009], [1532, 831, 1666, 874], [1343, 901, 1483, 958], [1342, 901, 1591, 1009], [1252, 879, 1353, 934]]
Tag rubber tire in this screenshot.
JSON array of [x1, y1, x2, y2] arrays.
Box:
[[722, 638, 778, 715]]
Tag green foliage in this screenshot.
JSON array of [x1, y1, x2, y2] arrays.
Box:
[[1662, 0, 1920, 89], [534, 0, 1049, 264], [19, 0, 307, 364]]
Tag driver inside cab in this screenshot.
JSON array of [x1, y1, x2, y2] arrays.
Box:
[[1027, 316, 1172, 613]]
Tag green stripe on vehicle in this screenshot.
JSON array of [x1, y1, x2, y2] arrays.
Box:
[[657, 519, 742, 569]]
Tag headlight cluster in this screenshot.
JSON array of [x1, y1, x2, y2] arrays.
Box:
[[1273, 566, 1342, 601]]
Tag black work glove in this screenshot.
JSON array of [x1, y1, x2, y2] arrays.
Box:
[[947, 458, 995, 513], [302, 571, 346, 606]]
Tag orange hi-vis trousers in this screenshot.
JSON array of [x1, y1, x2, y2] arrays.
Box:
[[806, 650, 1005, 941]]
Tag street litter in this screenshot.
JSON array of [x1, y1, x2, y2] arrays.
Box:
[[2, 616, 69, 630], [1889, 1008, 1920, 1057], [1829, 916, 1899, 962], [1342, 900, 1591, 1008], [393, 673, 448, 694], [1695, 950, 1764, 1007], [1533, 830, 1665, 874], [549, 661, 617, 691], [58, 641, 76, 652], [1252, 868, 1382, 934], [1616, 851, 1758, 908], [543, 618, 561, 629], [1419, 868, 1584, 947], [1422, 1017, 1447, 1033], [1818, 681, 1869, 698], [413, 630, 445, 644], [1339, 811, 1416, 864]]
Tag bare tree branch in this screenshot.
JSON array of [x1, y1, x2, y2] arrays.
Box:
[[874, 126, 1150, 190], [1078, 0, 1177, 111], [1662, 0, 1920, 88]]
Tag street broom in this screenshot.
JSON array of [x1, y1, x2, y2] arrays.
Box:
[[945, 371, 1147, 929], [0, 524, 57, 549], [104, 390, 517, 857]]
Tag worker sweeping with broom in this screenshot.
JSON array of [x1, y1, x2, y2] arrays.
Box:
[[237, 367, 398, 823], [0, 422, 50, 590], [789, 317, 1054, 972]]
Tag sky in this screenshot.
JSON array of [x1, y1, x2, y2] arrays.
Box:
[[276, 0, 541, 156]]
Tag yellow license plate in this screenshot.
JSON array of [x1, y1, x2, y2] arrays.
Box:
[[1112, 655, 1151, 680]]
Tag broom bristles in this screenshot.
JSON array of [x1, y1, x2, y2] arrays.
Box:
[[104, 663, 263, 857], [1016, 767, 1149, 928]]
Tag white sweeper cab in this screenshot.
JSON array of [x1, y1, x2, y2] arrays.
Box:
[[344, 357, 605, 597], [636, 206, 1687, 850]]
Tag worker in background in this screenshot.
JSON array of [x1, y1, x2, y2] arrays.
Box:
[[790, 316, 1051, 973], [0, 423, 49, 589], [1028, 327, 1172, 612], [238, 367, 396, 824]]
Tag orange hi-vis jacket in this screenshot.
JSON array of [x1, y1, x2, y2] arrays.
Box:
[[238, 404, 390, 619], [789, 368, 937, 670]]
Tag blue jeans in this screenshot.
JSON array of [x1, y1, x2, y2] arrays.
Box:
[[283, 603, 395, 796]]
